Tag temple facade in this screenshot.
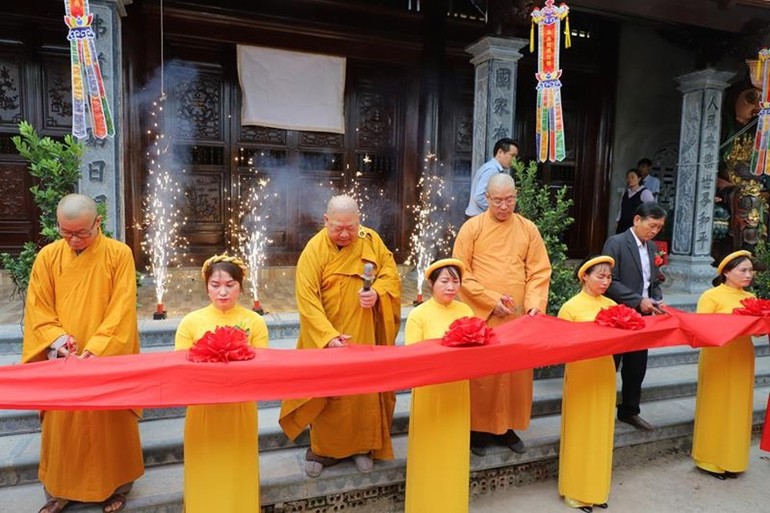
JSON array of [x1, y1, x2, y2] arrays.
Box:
[[0, 0, 767, 274]]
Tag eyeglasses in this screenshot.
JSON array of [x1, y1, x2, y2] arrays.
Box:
[[57, 218, 98, 239], [487, 195, 517, 207]]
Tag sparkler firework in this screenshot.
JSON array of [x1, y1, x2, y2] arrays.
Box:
[[406, 152, 457, 303], [231, 168, 275, 314], [142, 95, 187, 319]]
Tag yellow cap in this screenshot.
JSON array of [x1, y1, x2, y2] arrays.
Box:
[[716, 250, 752, 275], [425, 258, 465, 281], [577, 255, 615, 281]]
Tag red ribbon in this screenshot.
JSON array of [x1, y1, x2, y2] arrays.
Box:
[[0, 308, 769, 410]]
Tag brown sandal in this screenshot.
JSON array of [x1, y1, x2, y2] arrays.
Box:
[[38, 499, 70, 513], [102, 493, 127, 513]]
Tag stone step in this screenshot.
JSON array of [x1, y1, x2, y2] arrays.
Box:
[[0, 384, 766, 513], [1, 356, 769, 490]]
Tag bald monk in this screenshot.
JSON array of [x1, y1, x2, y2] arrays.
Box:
[[453, 173, 551, 456], [279, 195, 401, 477], [23, 194, 144, 513]]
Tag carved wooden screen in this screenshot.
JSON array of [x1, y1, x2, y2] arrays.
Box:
[[0, 39, 72, 255], [233, 61, 405, 264], [163, 53, 406, 264]]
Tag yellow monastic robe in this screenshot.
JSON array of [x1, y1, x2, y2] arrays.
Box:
[[453, 210, 551, 433], [279, 226, 401, 459], [404, 298, 474, 513], [175, 304, 268, 513], [557, 291, 617, 506], [22, 234, 144, 502], [693, 284, 755, 474]]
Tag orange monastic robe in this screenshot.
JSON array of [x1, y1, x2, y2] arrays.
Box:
[[279, 226, 401, 459], [22, 234, 144, 502], [453, 210, 551, 433]]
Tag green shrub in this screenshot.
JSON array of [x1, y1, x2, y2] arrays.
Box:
[[512, 160, 579, 315]]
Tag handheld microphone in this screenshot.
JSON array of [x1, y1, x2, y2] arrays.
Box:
[[362, 263, 375, 291]]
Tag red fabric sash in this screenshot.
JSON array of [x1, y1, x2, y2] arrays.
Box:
[[1, 308, 769, 410]]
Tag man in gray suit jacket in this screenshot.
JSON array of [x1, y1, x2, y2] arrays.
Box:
[[602, 202, 667, 431]]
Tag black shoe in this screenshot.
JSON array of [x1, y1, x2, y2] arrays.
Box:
[[595, 503, 608, 509], [724, 471, 738, 479], [501, 429, 527, 454], [470, 431, 491, 456], [578, 507, 593, 512], [698, 467, 727, 480], [618, 414, 655, 431]]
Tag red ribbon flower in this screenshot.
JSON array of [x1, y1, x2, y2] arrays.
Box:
[[654, 255, 664, 267], [187, 325, 256, 363], [733, 297, 770, 317], [595, 304, 645, 330], [441, 317, 498, 347]]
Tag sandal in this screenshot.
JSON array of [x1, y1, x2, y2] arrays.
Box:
[[38, 499, 70, 513], [102, 493, 127, 513]]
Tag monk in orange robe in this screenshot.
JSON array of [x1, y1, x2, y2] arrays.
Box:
[[22, 194, 144, 513], [453, 173, 551, 456], [279, 195, 401, 478]]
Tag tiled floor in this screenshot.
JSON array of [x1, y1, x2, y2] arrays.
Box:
[[0, 265, 420, 325]]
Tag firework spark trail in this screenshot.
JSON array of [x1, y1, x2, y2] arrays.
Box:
[[406, 153, 457, 302], [232, 173, 275, 307], [142, 96, 186, 315]]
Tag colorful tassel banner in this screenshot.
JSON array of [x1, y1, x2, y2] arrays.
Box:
[[63, 0, 114, 140], [531, 0, 570, 163], [752, 48, 770, 176]]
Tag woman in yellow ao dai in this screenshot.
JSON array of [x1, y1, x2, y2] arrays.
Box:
[[557, 255, 618, 512], [404, 258, 475, 513], [693, 250, 756, 479], [174, 255, 269, 513]]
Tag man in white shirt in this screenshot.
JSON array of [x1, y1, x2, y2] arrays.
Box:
[[637, 158, 660, 199], [602, 202, 667, 431], [465, 138, 519, 218]]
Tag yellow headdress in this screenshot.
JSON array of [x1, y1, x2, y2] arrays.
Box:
[[425, 258, 466, 281], [577, 255, 615, 281], [716, 250, 752, 275], [201, 254, 249, 281]]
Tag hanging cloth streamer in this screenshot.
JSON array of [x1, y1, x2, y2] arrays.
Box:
[[752, 48, 770, 176], [63, 0, 114, 139], [531, 0, 570, 163]]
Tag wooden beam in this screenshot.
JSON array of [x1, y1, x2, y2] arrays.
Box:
[[569, 0, 770, 33]]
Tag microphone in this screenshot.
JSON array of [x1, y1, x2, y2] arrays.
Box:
[[361, 263, 375, 291]]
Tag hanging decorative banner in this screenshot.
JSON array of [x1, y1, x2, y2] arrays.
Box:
[[752, 48, 770, 176], [531, 0, 571, 163], [63, 0, 114, 140]]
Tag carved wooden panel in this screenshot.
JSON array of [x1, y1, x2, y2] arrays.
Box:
[[0, 54, 22, 128], [300, 131, 344, 148], [355, 91, 396, 149], [41, 56, 73, 132], [0, 163, 28, 219], [173, 70, 224, 141], [241, 125, 287, 145], [181, 173, 223, 223]]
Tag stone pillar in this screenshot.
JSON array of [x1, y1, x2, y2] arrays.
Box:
[[78, 0, 130, 240], [665, 69, 735, 294], [465, 36, 528, 175]]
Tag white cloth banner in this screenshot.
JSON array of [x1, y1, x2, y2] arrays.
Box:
[[237, 45, 346, 134]]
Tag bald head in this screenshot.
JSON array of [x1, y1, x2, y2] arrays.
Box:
[[326, 195, 359, 216], [57, 193, 98, 220], [487, 173, 515, 195], [486, 173, 517, 222], [325, 195, 360, 247]]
